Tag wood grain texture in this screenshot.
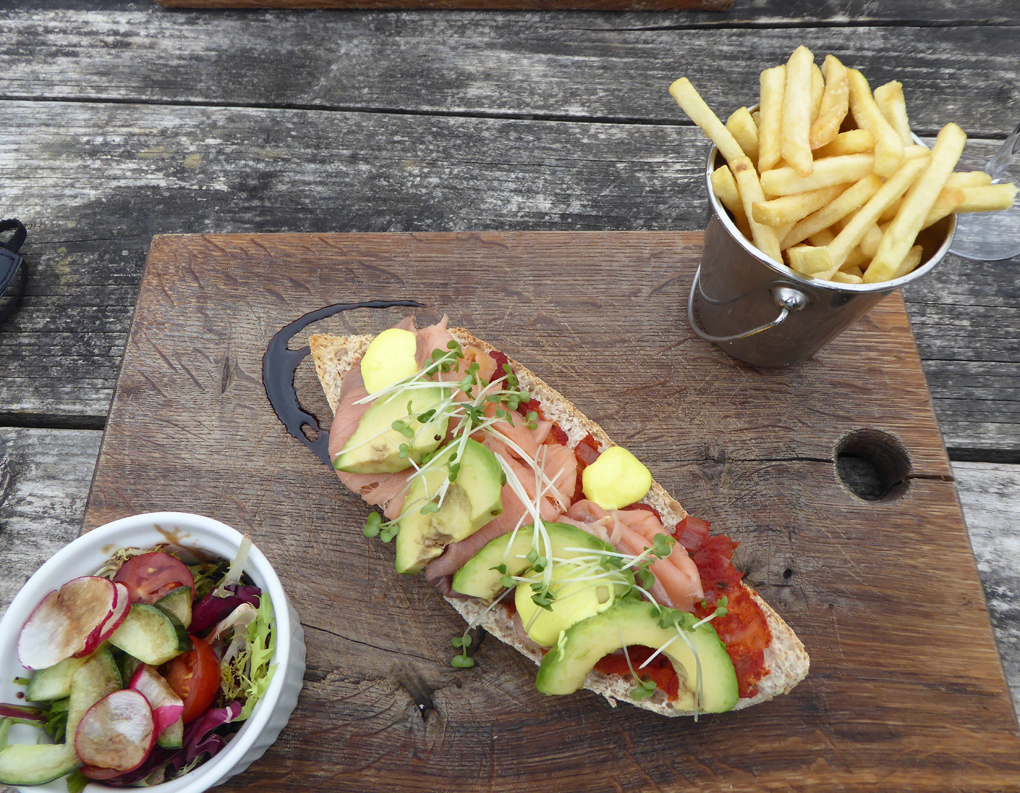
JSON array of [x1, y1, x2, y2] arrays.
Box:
[[158, 0, 730, 8], [3, 13, 1019, 136], [3, 436, 1018, 727], [0, 429, 103, 608], [956, 461, 1020, 717], [6, 0, 1020, 21], [79, 231, 1019, 792], [1, 95, 1017, 453]]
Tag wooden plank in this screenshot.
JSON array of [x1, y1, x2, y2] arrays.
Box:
[[158, 0, 730, 9], [2, 99, 1016, 452], [7, 0, 1020, 21], [956, 461, 1020, 717], [79, 231, 1019, 792], [0, 428, 103, 610], [2, 13, 1019, 137]]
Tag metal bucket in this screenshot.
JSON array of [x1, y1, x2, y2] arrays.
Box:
[[689, 146, 956, 368]]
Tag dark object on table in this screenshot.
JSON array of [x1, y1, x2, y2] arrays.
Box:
[[0, 219, 27, 328]]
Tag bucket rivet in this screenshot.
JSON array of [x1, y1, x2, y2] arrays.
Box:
[[772, 287, 810, 312]]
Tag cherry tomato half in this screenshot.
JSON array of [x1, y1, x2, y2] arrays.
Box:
[[113, 552, 195, 605], [166, 635, 220, 724]]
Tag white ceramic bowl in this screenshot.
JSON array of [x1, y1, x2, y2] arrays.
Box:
[[0, 512, 305, 793]]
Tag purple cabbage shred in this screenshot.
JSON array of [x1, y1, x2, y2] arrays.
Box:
[[0, 703, 46, 722], [189, 585, 261, 634]]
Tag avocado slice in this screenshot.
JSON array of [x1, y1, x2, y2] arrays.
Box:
[[535, 599, 739, 714], [394, 439, 503, 574], [514, 565, 625, 647], [452, 521, 613, 600], [334, 386, 449, 474]]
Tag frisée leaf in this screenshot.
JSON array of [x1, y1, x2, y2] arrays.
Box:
[[219, 592, 277, 720]]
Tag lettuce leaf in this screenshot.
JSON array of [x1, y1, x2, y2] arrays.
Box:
[[219, 591, 277, 721]]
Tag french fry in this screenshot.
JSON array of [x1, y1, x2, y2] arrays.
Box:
[[808, 228, 836, 246], [669, 78, 747, 165], [904, 144, 930, 161], [865, 124, 966, 282], [891, 245, 924, 279], [810, 55, 849, 150], [955, 183, 1019, 213], [787, 244, 833, 275], [828, 154, 930, 270], [758, 65, 786, 172], [711, 164, 753, 239], [760, 153, 875, 196], [811, 63, 825, 123], [781, 46, 816, 177], [878, 196, 902, 224], [813, 129, 874, 158], [921, 187, 966, 229], [848, 69, 904, 178], [873, 81, 914, 147], [880, 182, 961, 224], [726, 107, 760, 167], [781, 174, 883, 248], [830, 207, 858, 233], [672, 47, 1018, 287], [751, 183, 848, 227], [842, 245, 870, 270], [731, 156, 783, 262], [860, 223, 885, 258], [775, 220, 796, 242], [946, 171, 993, 189]]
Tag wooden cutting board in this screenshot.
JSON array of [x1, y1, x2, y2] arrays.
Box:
[[84, 232, 1020, 793]]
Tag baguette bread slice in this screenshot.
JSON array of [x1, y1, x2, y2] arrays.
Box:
[[309, 326, 809, 717]]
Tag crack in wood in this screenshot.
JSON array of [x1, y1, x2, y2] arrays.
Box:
[[0, 454, 12, 507], [303, 621, 442, 665]]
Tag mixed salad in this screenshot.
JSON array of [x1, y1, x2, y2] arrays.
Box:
[[0, 540, 275, 790]]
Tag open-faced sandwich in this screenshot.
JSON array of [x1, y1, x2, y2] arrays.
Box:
[[309, 316, 808, 717]]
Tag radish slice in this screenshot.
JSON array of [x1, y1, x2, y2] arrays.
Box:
[[75, 689, 155, 774], [92, 582, 132, 649], [17, 577, 119, 670], [129, 665, 185, 738]]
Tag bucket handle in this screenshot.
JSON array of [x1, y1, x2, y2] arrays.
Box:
[[687, 264, 810, 342]]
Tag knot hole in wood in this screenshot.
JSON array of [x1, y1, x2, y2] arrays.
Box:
[[834, 428, 912, 502]]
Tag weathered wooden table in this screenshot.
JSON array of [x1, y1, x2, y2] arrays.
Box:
[[1, 1, 1018, 790]]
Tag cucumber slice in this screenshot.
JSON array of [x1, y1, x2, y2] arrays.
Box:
[[155, 585, 193, 629], [157, 716, 184, 749], [25, 656, 87, 702], [109, 604, 192, 665], [68, 647, 122, 740], [0, 741, 81, 786]]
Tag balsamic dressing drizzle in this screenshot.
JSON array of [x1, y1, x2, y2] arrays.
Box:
[[262, 300, 423, 467]]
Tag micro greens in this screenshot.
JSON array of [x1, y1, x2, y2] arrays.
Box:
[[357, 341, 546, 545], [618, 627, 658, 701], [448, 586, 516, 669], [356, 336, 702, 691], [450, 632, 475, 668]]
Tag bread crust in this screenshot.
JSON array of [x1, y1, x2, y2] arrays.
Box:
[[309, 327, 809, 716]]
